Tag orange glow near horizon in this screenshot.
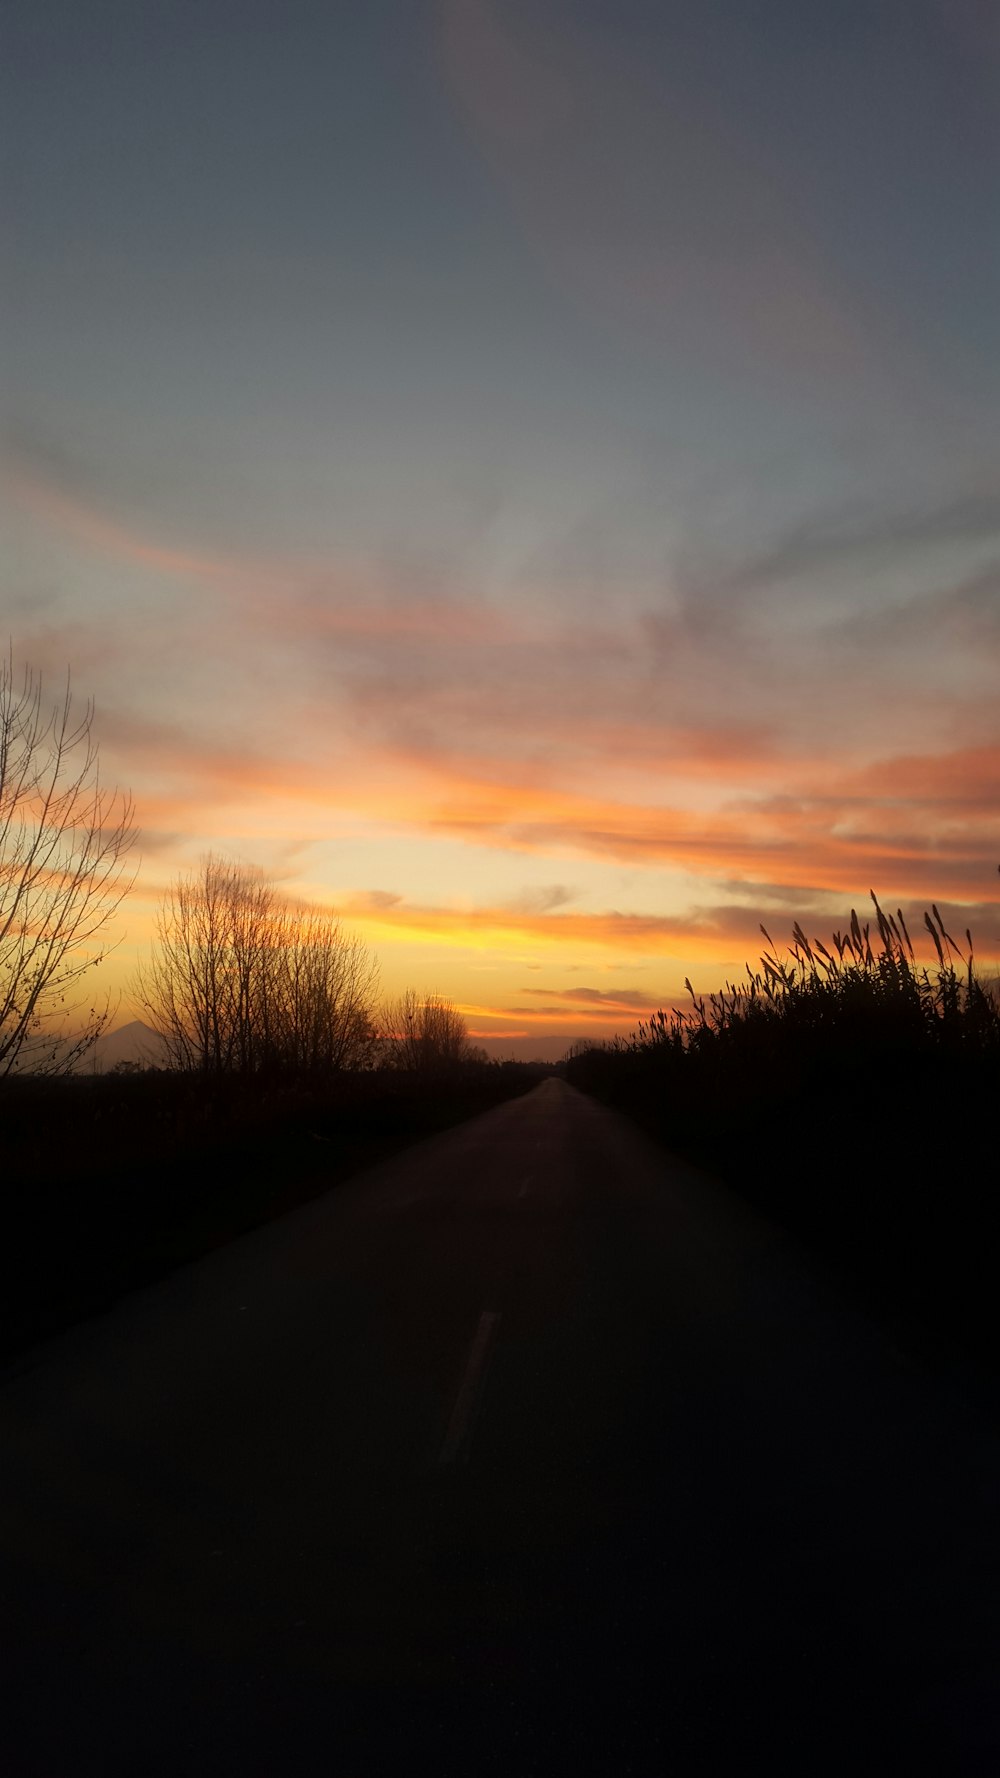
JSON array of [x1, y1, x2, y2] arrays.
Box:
[[5, 455, 998, 1055]]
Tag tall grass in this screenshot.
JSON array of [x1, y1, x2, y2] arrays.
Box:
[[607, 892, 998, 1062], [566, 893, 1000, 1368]]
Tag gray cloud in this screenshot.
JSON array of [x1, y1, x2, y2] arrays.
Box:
[[681, 489, 1000, 602], [519, 985, 661, 1008], [507, 884, 577, 914], [821, 558, 1000, 655]]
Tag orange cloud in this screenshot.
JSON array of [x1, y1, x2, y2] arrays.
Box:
[[519, 985, 662, 1011], [843, 744, 1000, 810], [3, 464, 230, 582], [99, 702, 1000, 909], [8, 457, 996, 923], [343, 892, 726, 958], [383, 745, 1000, 901], [342, 889, 1000, 973]]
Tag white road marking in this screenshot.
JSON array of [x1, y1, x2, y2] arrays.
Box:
[[519, 1174, 532, 1198], [438, 1310, 502, 1467]]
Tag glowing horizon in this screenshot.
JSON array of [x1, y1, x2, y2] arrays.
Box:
[[3, 2, 997, 1058]]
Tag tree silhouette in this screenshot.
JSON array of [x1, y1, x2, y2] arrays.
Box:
[[382, 990, 473, 1071], [0, 651, 136, 1074], [137, 855, 379, 1075]]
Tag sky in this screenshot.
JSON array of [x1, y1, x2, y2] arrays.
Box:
[[2, 0, 999, 1057]]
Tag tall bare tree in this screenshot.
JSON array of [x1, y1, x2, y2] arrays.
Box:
[[137, 856, 379, 1074], [270, 906, 379, 1073], [0, 651, 136, 1074], [137, 857, 259, 1073]]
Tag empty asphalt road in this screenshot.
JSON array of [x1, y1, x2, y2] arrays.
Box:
[[2, 1079, 998, 1775]]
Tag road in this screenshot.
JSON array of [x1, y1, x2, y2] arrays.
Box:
[[2, 1079, 997, 1775]]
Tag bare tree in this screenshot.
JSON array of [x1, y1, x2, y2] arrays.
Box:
[[270, 906, 380, 1073], [0, 651, 136, 1075], [137, 857, 261, 1073], [137, 856, 379, 1075], [381, 990, 472, 1071]]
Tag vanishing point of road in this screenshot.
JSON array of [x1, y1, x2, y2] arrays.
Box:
[[2, 1080, 997, 1774]]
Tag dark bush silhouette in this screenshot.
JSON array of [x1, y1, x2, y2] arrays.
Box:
[[566, 893, 1000, 1365], [381, 989, 475, 1071]]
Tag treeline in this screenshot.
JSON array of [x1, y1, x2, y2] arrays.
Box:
[[566, 895, 1000, 1369]]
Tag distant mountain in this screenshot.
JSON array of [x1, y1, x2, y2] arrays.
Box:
[[84, 1020, 170, 1073]]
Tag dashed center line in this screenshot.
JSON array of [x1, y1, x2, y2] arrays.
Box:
[[519, 1173, 532, 1198], [438, 1310, 502, 1467]]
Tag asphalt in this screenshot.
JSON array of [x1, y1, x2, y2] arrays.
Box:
[[1, 1078, 997, 1775]]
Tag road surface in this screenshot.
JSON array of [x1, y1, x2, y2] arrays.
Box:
[[2, 1080, 997, 1774]]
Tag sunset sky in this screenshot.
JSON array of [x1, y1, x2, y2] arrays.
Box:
[[3, 0, 999, 1056]]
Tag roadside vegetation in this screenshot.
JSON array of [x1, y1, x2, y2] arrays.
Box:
[[565, 894, 1000, 1370]]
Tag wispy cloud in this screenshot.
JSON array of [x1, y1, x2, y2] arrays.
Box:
[[507, 884, 577, 914], [355, 889, 404, 912], [2, 449, 514, 649], [519, 985, 662, 1010], [687, 489, 1000, 598], [3, 455, 231, 584]]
